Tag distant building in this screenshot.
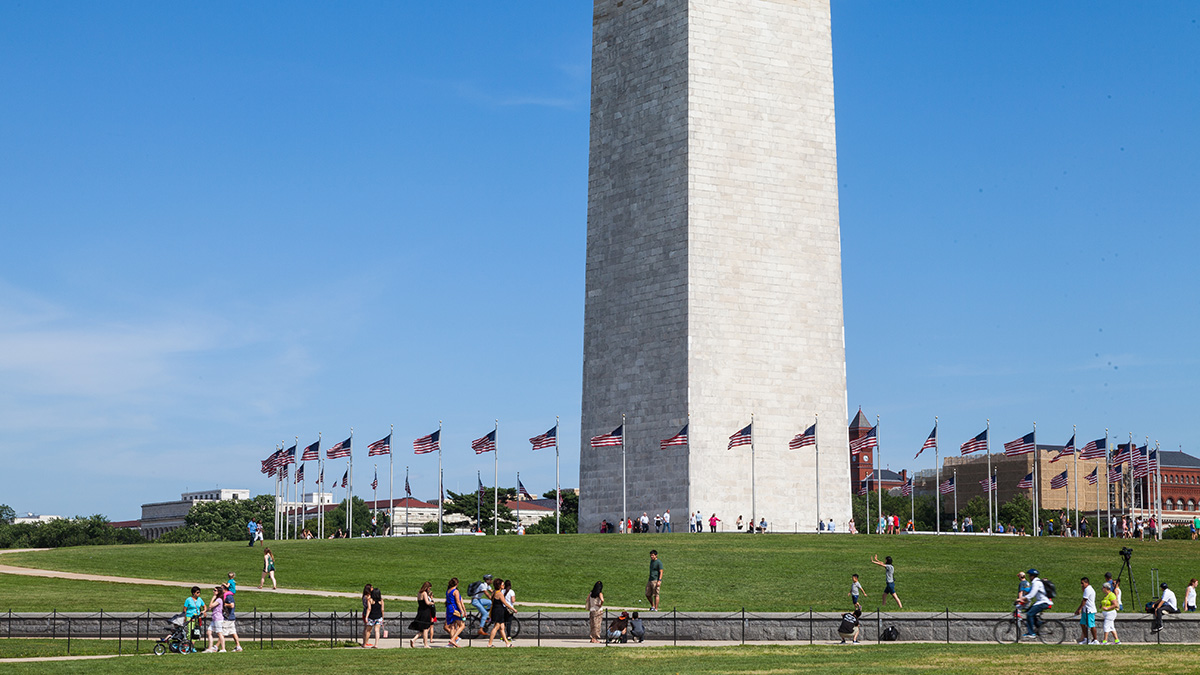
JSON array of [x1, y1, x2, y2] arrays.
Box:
[[12, 513, 61, 525], [140, 488, 250, 540], [849, 409, 908, 492]]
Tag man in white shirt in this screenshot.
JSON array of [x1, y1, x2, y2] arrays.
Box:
[[663, 509, 671, 533], [1024, 569, 1052, 638], [1153, 582, 1178, 632], [1073, 577, 1099, 644]]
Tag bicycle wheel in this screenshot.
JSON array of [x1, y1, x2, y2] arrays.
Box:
[[180, 640, 194, 653], [508, 617, 521, 639], [993, 619, 1020, 644], [1038, 620, 1066, 645], [464, 614, 479, 635], [153, 642, 168, 656]]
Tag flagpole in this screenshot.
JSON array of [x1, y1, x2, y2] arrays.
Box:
[[493, 419, 498, 536], [621, 412, 627, 534], [516, 470, 521, 529], [405, 466, 411, 536], [1155, 440, 1162, 540], [347, 427, 354, 538], [388, 425, 393, 537], [316, 433, 322, 540], [1104, 429, 1111, 537], [751, 412, 757, 532], [476, 470, 481, 532], [437, 421, 444, 536], [935, 417, 940, 535], [1128, 432, 1134, 524], [953, 468, 958, 527], [875, 415, 882, 534], [814, 413, 820, 531], [300, 439, 306, 537], [555, 416, 561, 535], [283, 440, 291, 540], [1070, 424, 1078, 534], [273, 445, 279, 541], [985, 420, 992, 534]]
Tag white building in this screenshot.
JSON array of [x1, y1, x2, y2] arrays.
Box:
[[140, 488, 250, 540], [12, 513, 62, 525]]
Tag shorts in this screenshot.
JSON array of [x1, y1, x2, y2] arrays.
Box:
[[220, 620, 237, 636], [366, 618, 383, 627], [851, 595, 859, 604], [1102, 611, 1116, 632], [885, 583, 895, 595], [210, 620, 224, 634], [1079, 612, 1094, 628]]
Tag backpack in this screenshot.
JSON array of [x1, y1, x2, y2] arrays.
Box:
[[468, 581, 486, 597], [1043, 579, 1057, 599], [880, 625, 900, 641]]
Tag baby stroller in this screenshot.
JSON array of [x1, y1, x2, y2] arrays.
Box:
[[154, 612, 197, 655]]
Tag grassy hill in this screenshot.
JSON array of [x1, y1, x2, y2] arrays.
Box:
[[2, 533, 1190, 613]]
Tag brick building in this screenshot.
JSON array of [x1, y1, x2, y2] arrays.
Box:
[[848, 409, 907, 492]]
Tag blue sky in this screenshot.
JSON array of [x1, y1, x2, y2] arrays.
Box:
[[1, 3, 1196, 520]]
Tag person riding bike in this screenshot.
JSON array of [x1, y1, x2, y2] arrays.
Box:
[[1024, 568, 1053, 638], [467, 574, 494, 635]]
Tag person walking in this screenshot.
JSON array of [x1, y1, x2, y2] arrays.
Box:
[[360, 584, 374, 647], [663, 509, 671, 533], [364, 587, 384, 647], [502, 580, 517, 637], [408, 581, 436, 647], [1099, 581, 1120, 644], [444, 578, 466, 647], [1073, 577, 1099, 644], [183, 586, 205, 645], [1185, 579, 1198, 612], [849, 574, 863, 611], [219, 583, 242, 652], [246, 519, 257, 547], [646, 550, 663, 611], [736, 515, 744, 532], [486, 578, 516, 647], [587, 581, 605, 643], [255, 522, 264, 545], [257, 548, 277, 590], [203, 586, 226, 652], [694, 511, 703, 534], [871, 555, 902, 608], [708, 513, 720, 533]]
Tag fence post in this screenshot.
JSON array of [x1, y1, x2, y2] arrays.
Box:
[[945, 607, 949, 643], [99, 609, 103, 641], [604, 608, 608, 647], [308, 609, 313, 639], [52, 609, 57, 640], [673, 607, 677, 646], [809, 607, 813, 644], [741, 607, 746, 645], [136, 611, 141, 653], [119, 616, 123, 654], [8, 609, 12, 639], [256, 609, 261, 650], [876, 607, 881, 644], [67, 615, 71, 655], [330, 611, 334, 648], [536, 609, 541, 647], [270, 612, 274, 647]]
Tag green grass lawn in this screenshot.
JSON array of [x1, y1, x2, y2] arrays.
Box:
[[2, 534, 1192, 613], [0, 638, 354, 660], [0, 574, 360, 613], [2, 644, 1199, 675]]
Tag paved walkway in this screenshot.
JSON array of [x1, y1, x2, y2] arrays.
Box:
[[0, 549, 585, 610]]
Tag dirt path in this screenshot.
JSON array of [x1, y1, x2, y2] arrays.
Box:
[[0, 549, 584, 609]]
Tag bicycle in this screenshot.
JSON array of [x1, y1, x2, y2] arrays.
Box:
[[994, 602, 1065, 644], [463, 605, 522, 639]]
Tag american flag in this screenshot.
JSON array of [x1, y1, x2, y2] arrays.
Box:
[[414, 430, 440, 455], [371, 470, 378, 491], [317, 467, 323, 484], [1017, 472, 1033, 489], [327, 436, 352, 460], [960, 429, 988, 455], [979, 476, 997, 492], [661, 424, 689, 450], [302, 440, 320, 461], [1050, 434, 1075, 462], [294, 464, 304, 484], [857, 480, 868, 496], [789, 424, 816, 450], [340, 469, 349, 488], [1049, 470, 1068, 490], [1134, 448, 1156, 479], [915, 426, 937, 459], [939, 476, 955, 494], [1085, 468, 1099, 485], [900, 479, 913, 496], [477, 476, 486, 498], [518, 479, 532, 499], [472, 430, 497, 454], [728, 423, 753, 450], [405, 473, 412, 497], [849, 426, 877, 455], [1003, 432, 1036, 457], [280, 464, 288, 480], [283, 445, 297, 465], [261, 450, 281, 476], [1112, 443, 1132, 465], [530, 426, 557, 451], [1079, 437, 1107, 460], [368, 434, 391, 457], [590, 425, 623, 447], [1108, 465, 1122, 484]]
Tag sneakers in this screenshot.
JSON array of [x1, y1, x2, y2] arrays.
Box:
[[1113, 638, 1121, 644], [1089, 640, 1100, 645], [1101, 640, 1110, 645], [203, 647, 218, 653], [218, 649, 227, 653]]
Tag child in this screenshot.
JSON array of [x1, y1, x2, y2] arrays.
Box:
[[849, 574, 863, 610], [227, 572, 237, 595]]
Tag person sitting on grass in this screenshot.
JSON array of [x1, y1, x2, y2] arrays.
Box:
[[607, 611, 631, 643], [837, 608, 861, 644]]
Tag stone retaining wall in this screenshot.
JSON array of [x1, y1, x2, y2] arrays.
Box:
[[2, 611, 1196, 644]]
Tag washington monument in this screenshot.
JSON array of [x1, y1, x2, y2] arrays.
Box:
[[580, 0, 850, 532]]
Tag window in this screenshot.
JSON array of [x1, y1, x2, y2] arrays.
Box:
[[1166, 498, 1174, 510], [1190, 500, 1197, 512]]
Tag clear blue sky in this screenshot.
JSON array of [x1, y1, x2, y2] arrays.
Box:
[[1, 3, 1196, 519]]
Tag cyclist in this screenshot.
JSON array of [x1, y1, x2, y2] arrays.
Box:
[[1024, 569, 1052, 638], [468, 574, 494, 635]]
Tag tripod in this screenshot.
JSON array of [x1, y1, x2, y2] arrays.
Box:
[[1117, 554, 1139, 608]]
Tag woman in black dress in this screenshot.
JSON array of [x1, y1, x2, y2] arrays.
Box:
[[408, 581, 435, 648], [486, 578, 516, 646]]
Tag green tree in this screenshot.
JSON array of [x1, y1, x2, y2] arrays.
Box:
[[0, 504, 15, 524], [526, 513, 577, 535], [443, 487, 517, 533], [183, 494, 276, 540], [959, 495, 991, 531], [0, 515, 145, 549], [542, 490, 579, 518], [319, 496, 389, 536]]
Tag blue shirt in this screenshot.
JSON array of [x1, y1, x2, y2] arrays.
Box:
[[228, 579, 237, 594], [184, 596, 205, 618]]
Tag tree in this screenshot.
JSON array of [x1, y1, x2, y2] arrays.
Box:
[[183, 494, 276, 540], [0, 504, 15, 525], [526, 513, 577, 535], [542, 490, 579, 518], [959, 495, 991, 531], [443, 487, 517, 533], [319, 496, 389, 536]]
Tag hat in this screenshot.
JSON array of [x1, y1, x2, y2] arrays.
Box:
[[1162, 582, 1169, 589], [483, 574, 493, 580], [619, 611, 629, 618]]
